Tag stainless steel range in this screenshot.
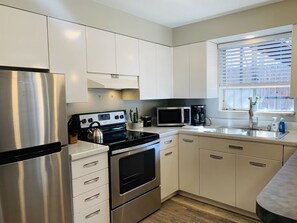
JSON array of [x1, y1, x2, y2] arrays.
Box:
[[70, 110, 161, 223]]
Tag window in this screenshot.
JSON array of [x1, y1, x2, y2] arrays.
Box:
[[218, 33, 294, 113]]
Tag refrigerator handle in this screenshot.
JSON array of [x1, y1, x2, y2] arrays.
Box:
[[0, 142, 62, 165]]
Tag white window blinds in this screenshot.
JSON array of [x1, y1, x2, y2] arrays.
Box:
[[219, 33, 292, 87]]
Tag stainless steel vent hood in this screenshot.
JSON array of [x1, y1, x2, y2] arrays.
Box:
[[87, 73, 139, 89]]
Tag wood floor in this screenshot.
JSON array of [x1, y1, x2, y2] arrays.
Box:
[[140, 195, 261, 223]]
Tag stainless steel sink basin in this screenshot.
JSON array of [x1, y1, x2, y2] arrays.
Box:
[[203, 127, 287, 139]]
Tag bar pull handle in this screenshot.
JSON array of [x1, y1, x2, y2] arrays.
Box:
[[164, 140, 172, 144], [183, 138, 194, 143], [249, 162, 266, 168], [85, 209, 100, 219], [229, 145, 243, 150], [210, 154, 223, 160], [84, 193, 100, 202], [83, 161, 99, 168], [165, 152, 173, 156], [84, 177, 99, 185]]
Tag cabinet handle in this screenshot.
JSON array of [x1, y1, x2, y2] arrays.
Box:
[[84, 177, 99, 185], [83, 161, 99, 168], [165, 152, 173, 156], [85, 209, 100, 219], [84, 193, 100, 202], [229, 145, 243, 150], [210, 154, 223, 160], [164, 140, 172, 144], [249, 162, 266, 168], [183, 138, 194, 143]]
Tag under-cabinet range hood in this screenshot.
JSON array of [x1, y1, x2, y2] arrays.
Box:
[[87, 73, 139, 89]]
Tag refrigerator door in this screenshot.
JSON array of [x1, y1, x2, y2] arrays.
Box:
[[0, 70, 67, 153], [0, 145, 72, 223]]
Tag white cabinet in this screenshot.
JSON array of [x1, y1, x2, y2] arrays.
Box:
[[236, 155, 281, 212], [48, 18, 88, 103], [71, 152, 110, 223], [160, 135, 179, 200], [0, 5, 48, 69], [179, 134, 199, 195], [200, 149, 236, 206], [86, 27, 116, 74], [139, 41, 173, 99], [115, 34, 139, 76], [284, 145, 297, 163], [173, 41, 217, 99]]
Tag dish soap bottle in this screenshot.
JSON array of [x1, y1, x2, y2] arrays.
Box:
[[279, 117, 286, 133], [271, 117, 278, 132]]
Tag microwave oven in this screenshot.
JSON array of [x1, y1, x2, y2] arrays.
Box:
[[157, 107, 191, 126]]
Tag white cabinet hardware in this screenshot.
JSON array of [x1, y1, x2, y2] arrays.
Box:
[[229, 145, 243, 150], [85, 209, 100, 219], [183, 138, 194, 143], [84, 177, 100, 185], [210, 154, 223, 160], [83, 161, 99, 168]]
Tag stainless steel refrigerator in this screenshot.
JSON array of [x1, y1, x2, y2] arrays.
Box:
[[0, 70, 72, 223]]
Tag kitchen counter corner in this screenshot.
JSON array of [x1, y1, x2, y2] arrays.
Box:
[[68, 140, 109, 161]]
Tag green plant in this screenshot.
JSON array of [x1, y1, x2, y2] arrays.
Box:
[[129, 108, 139, 123]]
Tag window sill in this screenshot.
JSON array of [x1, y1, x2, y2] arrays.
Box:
[[219, 109, 295, 116]]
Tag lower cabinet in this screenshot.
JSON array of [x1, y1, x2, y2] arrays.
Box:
[[236, 155, 282, 212], [160, 135, 179, 200], [70, 152, 110, 223], [179, 134, 199, 195], [200, 149, 236, 206]]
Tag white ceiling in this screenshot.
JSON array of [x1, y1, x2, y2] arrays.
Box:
[[91, 0, 282, 28]]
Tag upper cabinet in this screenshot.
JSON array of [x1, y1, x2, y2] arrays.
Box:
[[291, 24, 297, 98], [0, 5, 49, 69], [173, 41, 218, 99], [115, 35, 139, 76], [139, 40, 173, 99], [48, 18, 88, 103], [86, 27, 116, 74]]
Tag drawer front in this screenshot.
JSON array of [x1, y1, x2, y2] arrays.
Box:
[[71, 153, 108, 179], [199, 136, 282, 161], [74, 200, 109, 223], [73, 184, 109, 214], [72, 169, 108, 197], [179, 134, 198, 148], [160, 135, 178, 151]]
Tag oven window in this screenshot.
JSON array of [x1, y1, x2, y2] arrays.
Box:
[[158, 110, 181, 124], [119, 149, 155, 194]]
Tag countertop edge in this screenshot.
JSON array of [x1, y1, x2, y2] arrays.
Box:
[[69, 141, 109, 161]]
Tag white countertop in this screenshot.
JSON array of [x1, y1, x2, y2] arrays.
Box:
[[68, 140, 109, 161]]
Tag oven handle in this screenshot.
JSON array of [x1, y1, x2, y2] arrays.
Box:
[[111, 139, 160, 155]]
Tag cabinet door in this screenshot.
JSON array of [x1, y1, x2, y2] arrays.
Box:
[[236, 155, 281, 212], [160, 146, 179, 200], [179, 135, 199, 195], [173, 45, 190, 98], [86, 27, 116, 74], [0, 5, 48, 69], [48, 18, 88, 103], [284, 146, 297, 163], [200, 149, 235, 206], [156, 45, 173, 99], [189, 42, 207, 98], [139, 41, 157, 99], [116, 34, 139, 76]]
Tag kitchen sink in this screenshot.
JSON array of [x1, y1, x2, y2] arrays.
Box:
[[202, 127, 288, 139]]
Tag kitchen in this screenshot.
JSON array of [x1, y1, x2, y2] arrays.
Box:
[[0, 0, 297, 223]]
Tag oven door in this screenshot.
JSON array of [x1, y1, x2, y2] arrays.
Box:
[[110, 140, 160, 209]]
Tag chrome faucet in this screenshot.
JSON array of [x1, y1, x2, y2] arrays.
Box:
[[248, 97, 259, 129]]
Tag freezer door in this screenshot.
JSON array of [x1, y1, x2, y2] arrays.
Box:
[[0, 70, 67, 153], [0, 145, 72, 223]]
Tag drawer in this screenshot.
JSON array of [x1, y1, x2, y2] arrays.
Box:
[[199, 136, 283, 161], [73, 184, 109, 214], [160, 135, 178, 151], [71, 153, 108, 179], [72, 169, 108, 197], [74, 200, 110, 223]]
